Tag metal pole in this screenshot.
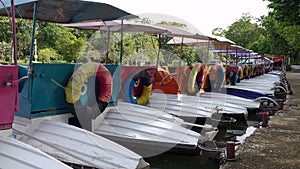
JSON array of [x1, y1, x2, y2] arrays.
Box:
[[119, 19, 124, 64], [226, 45, 228, 65], [235, 48, 238, 66], [156, 34, 162, 68], [29, 2, 37, 67], [28, 2, 37, 101], [206, 39, 210, 64], [105, 29, 110, 64], [11, 0, 17, 64], [179, 37, 184, 59]]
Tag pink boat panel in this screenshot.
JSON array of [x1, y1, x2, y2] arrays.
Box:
[[0, 65, 18, 130]]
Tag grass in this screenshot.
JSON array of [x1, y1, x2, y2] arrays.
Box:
[[0, 59, 70, 65]]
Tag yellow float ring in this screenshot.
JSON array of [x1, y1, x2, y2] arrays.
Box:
[[65, 62, 112, 105], [188, 63, 204, 94]]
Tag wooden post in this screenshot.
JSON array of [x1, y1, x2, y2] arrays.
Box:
[[226, 141, 236, 161]]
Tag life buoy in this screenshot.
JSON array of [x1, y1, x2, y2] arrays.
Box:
[[123, 69, 152, 105], [243, 64, 250, 79], [188, 63, 204, 95], [237, 66, 243, 83], [156, 67, 173, 86], [209, 64, 225, 91], [251, 65, 256, 77], [152, 67, 179, 94], [65, 62, 112, 118], [201, 66, 212, 90], [226, 70, 236, 85]]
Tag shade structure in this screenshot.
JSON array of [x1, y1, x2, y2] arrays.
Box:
[[210, 35, 235, 46], [210, 44, 252, 54], [0, 0, 136, 23], [64, 20, 169, 34], [167, 35, 235, 48], [154, 23, 210, 40]]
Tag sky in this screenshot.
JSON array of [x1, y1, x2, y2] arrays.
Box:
[[100, 0, 271, 36]]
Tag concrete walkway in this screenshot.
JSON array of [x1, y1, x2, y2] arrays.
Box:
[[221, 71, 300, 169]]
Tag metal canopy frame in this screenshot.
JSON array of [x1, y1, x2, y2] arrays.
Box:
[[0, 0, 136, 101], [0, 0, 136, 23]]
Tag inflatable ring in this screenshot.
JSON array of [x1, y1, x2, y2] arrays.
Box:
[[226, 70, 236, 85], [243, 64, 249, 79], [156, 67, 173, 86], [65, 62, 112, 115], [209, 64, 225, 91], [123, 70, 152, 105], [188, 63, 204, 94], [237, 66, 243, 82], [251, 65, 256, 77]]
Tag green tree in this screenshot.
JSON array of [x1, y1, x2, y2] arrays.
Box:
[[0, 16, 12, 42], [267, 0, 300, 25], [224, 13, 264, 49], [158, 21, 208, 65], [55, 31, 86, 62], [0, 41, 11, 61], [36, 22, 63, 50], [16, 19, 32, 59], [264, 0, 300, 62], [212, 27, 226, 36], [36, 22, 87, 62], [0, 16, 13, 61], [38, 48, 61, 62]]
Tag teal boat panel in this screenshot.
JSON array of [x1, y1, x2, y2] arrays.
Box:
[[106, 65, 121, 106], [15, 79, 32, 118], [31, 64, 74, 113], [16, 63, 120, 118]]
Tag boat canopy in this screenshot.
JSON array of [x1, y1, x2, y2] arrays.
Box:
[[64, 20, 170, 34], [0, 0, 136, 23], [154, 23, 210, 40], [167, 35, 235, 48]]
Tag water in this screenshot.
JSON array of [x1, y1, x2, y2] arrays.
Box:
[[146, 153, 220, 169]]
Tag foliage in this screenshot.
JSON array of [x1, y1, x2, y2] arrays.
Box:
[[38, 48, 61, 62], [158, 21, 209, 65], [111, 32, 159, 65], [16, 19, 32, 59], [216, 9, 300, 63], [0, 17, 12, 60], [224, 13, 265, 50], [36, 22, 87, 62], [54, 31, 86, 62], [264, 0, 300, 62], [0, 41, 11, 61], [0, 17, 12, 42], [160, 21, 187, 28], [267, 0, 300, 25], [131, 17, 152, 24], [2, 3, 300, 65], [212, 27, 226, 36]]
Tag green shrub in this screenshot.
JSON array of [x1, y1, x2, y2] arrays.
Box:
[[38, 48, 60, 62], [286, 64, 292, 71]]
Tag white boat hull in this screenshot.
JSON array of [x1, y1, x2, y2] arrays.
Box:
[[0, 135, 71, 169], [13, 118, 148, 169], [199, 92, 260, 109], [149, 93, 248, 123], [94, 105, 217, 157]]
